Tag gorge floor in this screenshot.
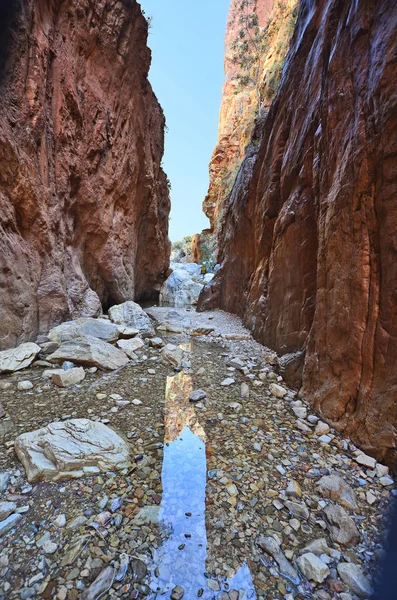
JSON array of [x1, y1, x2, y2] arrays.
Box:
[[0, 308, 394, 600]]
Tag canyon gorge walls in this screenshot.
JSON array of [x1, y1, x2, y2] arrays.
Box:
[[199, 0, 397, 464], [195, 0, 297, 266], [0, 0, 170, 350]]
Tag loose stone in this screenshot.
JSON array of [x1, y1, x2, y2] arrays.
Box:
[[297, 552, 330, 583]]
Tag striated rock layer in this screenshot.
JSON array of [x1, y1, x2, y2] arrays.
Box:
[[199, 0, 397, 464], [0, 0, 170, 350]]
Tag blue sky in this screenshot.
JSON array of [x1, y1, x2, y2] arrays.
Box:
[[139, 0, 230, 242]]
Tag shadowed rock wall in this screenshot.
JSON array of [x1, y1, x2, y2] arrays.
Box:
[[0, 0, 170, 349], [199, 0, 397, 464]]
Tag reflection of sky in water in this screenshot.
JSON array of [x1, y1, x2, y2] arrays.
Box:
[[150, 426, 208, 596], [149, 370, 257, 599]]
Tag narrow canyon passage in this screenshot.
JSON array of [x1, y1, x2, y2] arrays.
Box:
[[0, 0, 396, 598], [0, 307, 393, 599]]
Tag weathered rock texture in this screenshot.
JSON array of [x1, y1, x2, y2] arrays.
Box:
[[0, 0, 170, 350], [199, 0, 397, 464], [202, 0, 297, 232]]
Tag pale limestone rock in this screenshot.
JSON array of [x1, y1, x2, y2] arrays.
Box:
[[0, 343, 41, 373], [149, 337, 165, 348], [379, 475, 394, 487], [0, 513, 22, 536], [292, 406, 307, 419], [324, 504, 360, 545], [160, 269, 204, 308], [15, 419, 131, 483], [133, 505, 160, 525], [337, 563, 372, 598], [315, 421, 330, 436], [301, 538, 331, 556], [17, 381, 33, 391], [257, 536, 299, 584], [221, 378, 235, 386], [43, 368, 64, 379], [117, 338, 144, 358], [297, 552, 330, 583], [161, 344, 183, 367], [47, 335, 129, 371], [317, 474, 358, 510], [240, 383, 250, 399], [269, 383, 287, 398], [286, 480, 302, 498], [0, 501, 16, 520], [52, 368, 86, 388], [375, 463, 389, 478], [285, 500, 309, 520], [354, 452, 376, 469], [81, 566, 115, 600], [116, 326, 140, 338], [108, 301, 154, 336], [48, 319, 119, 343]]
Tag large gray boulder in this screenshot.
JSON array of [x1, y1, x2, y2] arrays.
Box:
[[15, 419, 131, 483], [0, 343, 41, 373], [108, 301, 155, 336], [47, 335, 129, 371], [160, 269, 204, 308], [48, 319, 119, 344], [170, 262, 202, 277]]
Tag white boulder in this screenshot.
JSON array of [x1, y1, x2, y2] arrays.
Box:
[[15, 419, 131, 483], [108, 301, 154, 336], [48, 319, 119, 344], [0, 343, 41, 373], [47, 335, 129, 371], [160, 269, 204, 307]]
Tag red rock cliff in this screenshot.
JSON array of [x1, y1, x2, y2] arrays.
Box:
[[203, 0, 297, 233], [199, 0, 397, 464], [0, 0, 170, 350]]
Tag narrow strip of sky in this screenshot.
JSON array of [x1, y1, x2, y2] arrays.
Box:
[[139, 0, 230, 242]]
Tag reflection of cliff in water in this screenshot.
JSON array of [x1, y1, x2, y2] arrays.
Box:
[[164, 370, 206, 443], [149, 368, 256, 598]]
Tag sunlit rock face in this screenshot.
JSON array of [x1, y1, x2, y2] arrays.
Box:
[[0, 0, 170, 350], [202, 0, 297, 234], [199, 0, 397, 464]]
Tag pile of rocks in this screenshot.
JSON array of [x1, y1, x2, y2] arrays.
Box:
[[159, 263, 214, 307]]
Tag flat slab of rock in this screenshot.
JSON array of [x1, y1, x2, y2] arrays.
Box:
[[117, 338, 144, 358], [317, 474, 358, 510], [48, 319, 119, 344], [0, 343, 41, 373], [47, 335, 129, 371], [337, 563, 372, 598], [0, 513, 22, 537], [109, 301, 155, 336], [324, 504, 360, 545], [15, 419, 131, 483], [257, 536, 300, 584], [51, 368, 86, 388]]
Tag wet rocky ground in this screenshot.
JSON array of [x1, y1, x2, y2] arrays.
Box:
[[0, 306, 395, 600]]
